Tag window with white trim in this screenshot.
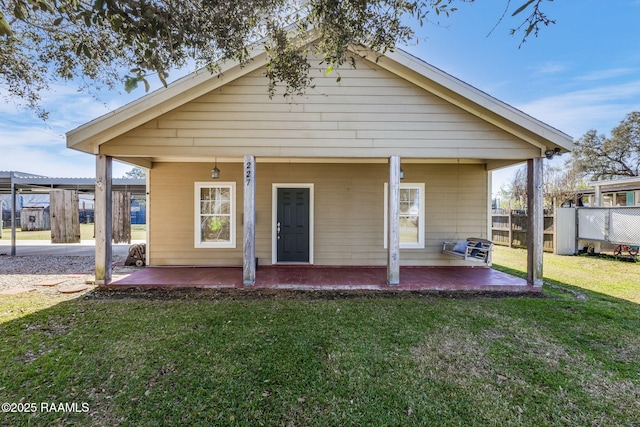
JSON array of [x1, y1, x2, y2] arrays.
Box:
[[195, 182, 236, 248], [384, 183, 425, 248]]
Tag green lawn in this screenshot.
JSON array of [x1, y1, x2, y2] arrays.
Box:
[[1, 223, 146, 241], [1, 248, 638, 426], [492, 246, 640, 304]]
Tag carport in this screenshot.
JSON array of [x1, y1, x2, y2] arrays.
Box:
[[0, 171, 145, 255]]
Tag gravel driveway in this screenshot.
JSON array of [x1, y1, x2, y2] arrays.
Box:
[[0, 255, 129, 296]]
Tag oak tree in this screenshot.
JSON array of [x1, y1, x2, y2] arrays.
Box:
[[573, 112, 640, 180], [0, 0, 556, 117]]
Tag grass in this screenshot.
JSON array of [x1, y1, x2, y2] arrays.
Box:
[[1, 248, 639, 426], [492, 246, 640, 304], [1, 223, 146, 241]]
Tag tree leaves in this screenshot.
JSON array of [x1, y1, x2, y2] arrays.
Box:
[[574, 112, 640, 180], [0, 0, 557, 115], [507, 0, 555, 45], [93, 0, 106, 10], [512, 0, 536, 17], [0, 12, 12, 36]]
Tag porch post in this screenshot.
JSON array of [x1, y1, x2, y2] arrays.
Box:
[[95, 155, 113, 285], [527, 157, 544, 287], [594, 184, 602, 206], [10, 172, 16, 256], [592, 183, 602, 253], [387, 155, 401, 285], [243, 155, 256, 285]]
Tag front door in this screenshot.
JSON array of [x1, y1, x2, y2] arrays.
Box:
[[277, 188, 310, 262]]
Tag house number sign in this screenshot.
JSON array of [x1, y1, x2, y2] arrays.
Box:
[[245, 161, 252, 186]]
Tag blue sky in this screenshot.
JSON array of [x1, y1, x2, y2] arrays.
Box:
[[1, 0, 639, 195]]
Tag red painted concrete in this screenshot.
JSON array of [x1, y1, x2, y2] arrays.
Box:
[[108, 265, 534, 292]]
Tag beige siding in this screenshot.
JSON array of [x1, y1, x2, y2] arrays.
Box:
[[102, 57, 539, 160], [148, 162, 488, 267]]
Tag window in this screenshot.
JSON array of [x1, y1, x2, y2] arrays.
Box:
[[615, 192, 627, 206], [384, 183, 425, 249], [195, 182, 236, 248]]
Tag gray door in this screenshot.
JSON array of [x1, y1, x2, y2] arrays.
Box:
[[277, 188, 310, 262]]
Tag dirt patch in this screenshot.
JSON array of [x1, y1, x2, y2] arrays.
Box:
[[84, 287, 548, 302]]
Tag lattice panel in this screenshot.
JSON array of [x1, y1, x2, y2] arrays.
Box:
[[578, 208, 640, 245], [609, 208, 640, 244]]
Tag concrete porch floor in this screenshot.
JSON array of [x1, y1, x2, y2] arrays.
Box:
[[108, 265, 534, 292]]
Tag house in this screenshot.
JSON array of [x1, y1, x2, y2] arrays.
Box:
[[66, 41, 573, 287], [576, 176, 640, 207]]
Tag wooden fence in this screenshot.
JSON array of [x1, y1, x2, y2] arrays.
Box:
[[491, 209, 555, 252]]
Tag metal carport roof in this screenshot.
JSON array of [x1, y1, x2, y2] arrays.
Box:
[[0, 171, 145, 195]]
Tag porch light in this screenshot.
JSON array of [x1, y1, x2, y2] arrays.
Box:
[[400, 168, 405, 179], [211, 159, 220, 179]]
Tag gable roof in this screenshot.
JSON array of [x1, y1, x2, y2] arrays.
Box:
[[67, 42, 573, 160], [375, 48, 573, 151]]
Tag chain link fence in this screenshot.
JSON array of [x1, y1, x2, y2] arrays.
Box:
[[577, 207, 640, 245]]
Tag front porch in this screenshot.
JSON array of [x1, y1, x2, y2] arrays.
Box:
[[107, 265, 533, 292]]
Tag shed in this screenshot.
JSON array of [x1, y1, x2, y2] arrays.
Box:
[[20, 207, 50, 231]]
